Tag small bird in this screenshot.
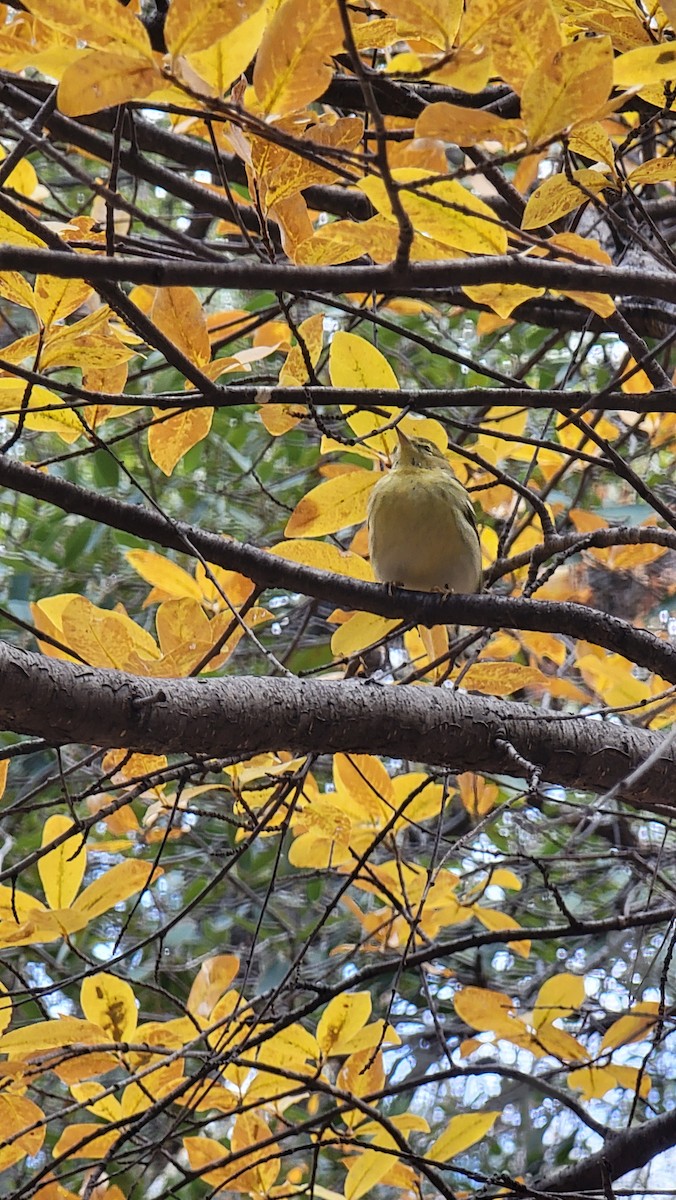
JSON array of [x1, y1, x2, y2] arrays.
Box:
[[367, 428, 482, 594]]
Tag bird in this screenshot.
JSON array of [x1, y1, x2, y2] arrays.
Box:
[[367, 428, 482, 594]]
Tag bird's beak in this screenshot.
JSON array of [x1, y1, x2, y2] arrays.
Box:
[[395, 426, 414, 465]]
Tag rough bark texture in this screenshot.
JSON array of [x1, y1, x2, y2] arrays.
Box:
[[2, 642, 674, 808]]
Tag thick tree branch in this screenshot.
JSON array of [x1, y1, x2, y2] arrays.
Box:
[[0, 456, 674, 682], [1, 642, 675, 807], [536, 1106, 676, 1193], [0, 245, 674, 302]]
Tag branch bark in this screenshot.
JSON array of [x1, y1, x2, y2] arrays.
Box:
[[536, 1106, 676, 1193], [1, 642, 674, 808]]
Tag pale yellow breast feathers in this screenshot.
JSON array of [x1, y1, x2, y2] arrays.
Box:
[[367, 429, 482, 594]]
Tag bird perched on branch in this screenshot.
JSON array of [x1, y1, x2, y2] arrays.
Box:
[[367, 428, 482, 594]]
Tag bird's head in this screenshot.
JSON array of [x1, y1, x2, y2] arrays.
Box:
[[395, 428, 454, 472]]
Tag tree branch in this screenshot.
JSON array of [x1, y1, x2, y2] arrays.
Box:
[[536, 1106, 676, 1193], [1, 642, 674, 807]]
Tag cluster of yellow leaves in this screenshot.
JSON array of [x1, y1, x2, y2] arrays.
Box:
[[0, 953, 500, 1195], [455, 975, 660, 1100], [0, 814, 160, 950], [31, 548, 269, 676]]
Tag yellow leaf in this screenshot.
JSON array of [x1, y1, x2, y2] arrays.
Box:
[[151, 286, 211, 366], [79, 972, 137, 1042], [472, 906, 530, 957], [601, 1001, 661, 1052], [460, 0, 561, 93], [38, 815, 86, 910], [125, 550, 203, 604], [521, 36, 614, 144], [522, 169, 612, 229], [381, 0, 462, 48], [535, 1025, 587, 1063], [0, 209, 45, 248], [463, 281, 545, 317], [0, 759, 8, 805], [165, 0, 265, 55], [457, 772, 500, 818], [317, 992, 372, 1057], [285, 468, 377, 537], [51, 1122, 118, 1160], [429, 1111, 500, 1162], [23, 0, 152, 53], [533, 973, 585, 1030], [358, 168, 508, 255], [0, 1094, 46, 1170], [253, 0, 344, 117], [279, 312, 325, 385], [0, 1016, 105, 1054], [460, 662, 544, 696], [57, 595, 160, 669], [71, 860, 162, 921], [568, 1063, 651, 1101], [0, 379, 83, 443], [148, 406, 214, 476], [273, 539, 373, 581], [416, 102, 525, 150], [58, 50, 163, 117], [345, 1148, 392, 1200], [329, 330, 399, 390], [331, 611, 400, 658], [614, 42, 676, 88], [454, 986, 522, 1038], [0, 270, 37, 310], [33, 276, 94, 326], [568, 122, 616, 170]]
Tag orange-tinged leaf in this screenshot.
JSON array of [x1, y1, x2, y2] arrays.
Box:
[[429, 1111, 500, 1162], [601, 1001, 661, 1052], [534, 973, 585, 1030], [0, 1093, 46, 1170], [71, 860, 162, 921], [522, 36, 614, 144], [329, 331, 399, 390], [253, 0, 344, 117], [39, 815, 86, 910], [80, 973, 137, 1042], [614, 42, 676, 88], [535, 1025, 587, 1063], [58, 50, 162, 117], [188, 955, 240, 1021], [148, 406, 213, 476], [337, 1046, 386, 1109], [416, 102, 525, 150], [472, 906, 530, 957], [285, 468, 376, 537], [51, 1122, 118, 1159], [454, 986, 520, 1036], [151, 287, 211, 366], [457, 772, 500, 818], [568, 1063, 651, 1100], [0, 759, 8, 804], [358, 169, 508, 255], [317, 992, 372, 1057]]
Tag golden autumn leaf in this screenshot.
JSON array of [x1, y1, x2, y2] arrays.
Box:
[[38, 816, 86, 911], [521, 35, 614, 144], [533, 973, 586, 1029], [0, 1093, 46, 1171], [460, 0, 561, 93], [522, 169, 613, 230], [71, 860, 162, 921], [428, 1110, 500, 1162], [148, 406, 214, 476], [614, 41, 676, 87], [601, 1001, 661, 1052], [150, 286, 211, 367], [285, 468, 376, 538], [80, 973, 138, 1042], [358, 169, 508, 255], [58, 50, 163, 117], [459, 662, 545, 696], [253, 0, 345, 117]]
